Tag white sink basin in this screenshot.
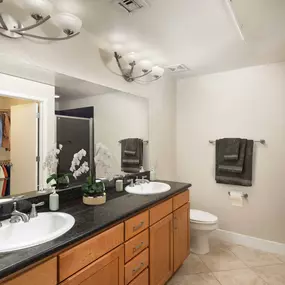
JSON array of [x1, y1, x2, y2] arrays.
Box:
[[125, 182, 171, 195], [0, 212, 75, 253]]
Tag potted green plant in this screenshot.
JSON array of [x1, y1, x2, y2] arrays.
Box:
[[82, 176, 106, 205], [43, 144, 72, 189]]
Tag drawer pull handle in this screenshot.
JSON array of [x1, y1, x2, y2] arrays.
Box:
[[133, 221, 144, 232], [133, 242, 144, 253], [132, 262, 144, 275]]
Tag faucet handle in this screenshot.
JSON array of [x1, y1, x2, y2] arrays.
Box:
[[34, 202, 45, 207], [13, 202, 17, 211], [142, 176, 147, 179], [30, 201, 45, 218]]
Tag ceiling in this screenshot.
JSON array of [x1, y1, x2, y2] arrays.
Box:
[[2, 0, 285, 77]]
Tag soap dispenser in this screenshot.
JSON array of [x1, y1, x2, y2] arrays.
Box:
[[49, 189, 59, 211], [150, 167, 156, 181]]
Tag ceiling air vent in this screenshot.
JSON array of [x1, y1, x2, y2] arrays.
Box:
[[113, 0, 150, 13], [167, 64, 190, 73]]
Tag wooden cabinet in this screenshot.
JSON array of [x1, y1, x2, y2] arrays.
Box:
[[173, 203, 190, 272], [3, 189, 190, 285], [61, 245, 124, 285], [3, 258, 57, 285], [149, 214, 173, 285], [59, 223, 124, 282]]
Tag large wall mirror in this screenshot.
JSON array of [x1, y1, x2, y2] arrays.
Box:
[[0, 63, 149, 199]]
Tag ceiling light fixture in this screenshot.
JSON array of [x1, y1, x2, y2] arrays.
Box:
[[106, 48, 164, 83], [0, 0, 82, 41], [225, 0, 245, 41]]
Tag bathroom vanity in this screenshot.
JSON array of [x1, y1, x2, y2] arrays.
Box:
[[0, 181, 191, 285]]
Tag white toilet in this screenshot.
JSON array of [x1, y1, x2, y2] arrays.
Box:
[[190, 209, 218, 254]]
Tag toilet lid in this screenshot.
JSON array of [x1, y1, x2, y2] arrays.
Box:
[[190, 209, 218, 224]]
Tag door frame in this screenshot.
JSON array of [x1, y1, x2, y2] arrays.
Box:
[[0, 89, 49, 190]]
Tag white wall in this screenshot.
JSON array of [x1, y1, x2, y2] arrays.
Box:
[[1, 31, 177, 181], [0, 73, 55, 189], [177, 62, 285, 243], [59, 92, 149, 177]]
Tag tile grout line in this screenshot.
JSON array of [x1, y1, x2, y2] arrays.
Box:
[[194, 253, 223, 284]]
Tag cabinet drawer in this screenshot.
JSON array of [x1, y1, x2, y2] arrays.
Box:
[[125, 211, 149, 241], [61, 245, 124, 285], [59, 223, 124, 282], [150, 199, 172, 225], [173, 190, 189, 210], [125, 229, 149, 263], [125, 249, 149, 285], [3, 258, 57, 285], [128, 269, 149, 285]]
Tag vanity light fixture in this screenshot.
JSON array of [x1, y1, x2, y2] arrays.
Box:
[[111, 49, 165, 83], [0, 0, 82, 41]]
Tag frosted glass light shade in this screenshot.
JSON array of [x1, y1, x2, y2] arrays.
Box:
[[22, 0, 53, 16], [152, 66, 164, 77], [53, 13, 82, 34], [123, 52, 138, 64], [137, 60, 153, 71], [112, 44, 125, 54]]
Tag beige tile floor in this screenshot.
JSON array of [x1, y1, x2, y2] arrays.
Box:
[[167, 238, 285, 285]]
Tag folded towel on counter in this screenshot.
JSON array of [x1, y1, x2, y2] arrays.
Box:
[[121, 138, 143, 173], [218, 139, 246, 173], [215, 139, 254, 187], [223, 138, 240, 161]]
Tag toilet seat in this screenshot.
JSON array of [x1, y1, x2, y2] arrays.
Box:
[[190, 209, 218, 225]]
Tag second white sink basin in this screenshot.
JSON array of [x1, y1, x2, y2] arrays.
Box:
[[0, 212, 75, 253], [125, 182, 171, 195]]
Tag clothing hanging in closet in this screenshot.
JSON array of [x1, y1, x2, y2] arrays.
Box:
[[1, 112, 10, 151], [0, 161, 11, 197]]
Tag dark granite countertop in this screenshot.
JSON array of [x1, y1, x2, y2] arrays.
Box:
[[0, 180, 191, 280]]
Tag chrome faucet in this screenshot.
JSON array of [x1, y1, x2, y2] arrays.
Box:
[[30, 202, 45, 218], [135, 176, 150, 185], [10, 202, 30, 223]]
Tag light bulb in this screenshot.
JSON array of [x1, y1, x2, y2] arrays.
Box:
[[123, 52, 137, 64], [53, 13, 82, 35], [137, 60, 153, 72], [21, 0, 53, 17], [152, 66, 164, 78]]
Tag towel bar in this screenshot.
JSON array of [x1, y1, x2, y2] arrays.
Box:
[[209, 139, 265, 145], [119, 139, 148, 144], [228, 192, 248, 199]]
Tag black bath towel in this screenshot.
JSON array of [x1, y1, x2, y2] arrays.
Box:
[[215, 139, 253, 187]]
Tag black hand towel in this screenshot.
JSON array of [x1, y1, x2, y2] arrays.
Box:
[[215, 139, 253, 187], [218, 139, 246, 173], [223, 138, 241, 161]]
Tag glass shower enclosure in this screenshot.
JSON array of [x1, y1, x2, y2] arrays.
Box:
[[56, 115, 94, 186]]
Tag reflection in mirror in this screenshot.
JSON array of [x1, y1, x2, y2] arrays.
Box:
[[0, 94, 40, 197], [56, 82, 149, 182]]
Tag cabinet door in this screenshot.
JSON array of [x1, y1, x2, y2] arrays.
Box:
[[173, 203, 190, 272], [150, 214, 173, 285], [61, 245, 124, 285]]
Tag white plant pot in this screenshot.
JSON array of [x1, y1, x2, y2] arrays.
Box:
[[83, 193, 106, 205]]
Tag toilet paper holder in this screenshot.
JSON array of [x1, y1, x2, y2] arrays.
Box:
[[228, 192, 248, 199]]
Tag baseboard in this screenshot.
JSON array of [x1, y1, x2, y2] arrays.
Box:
[[212, 229, 285, 255]]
